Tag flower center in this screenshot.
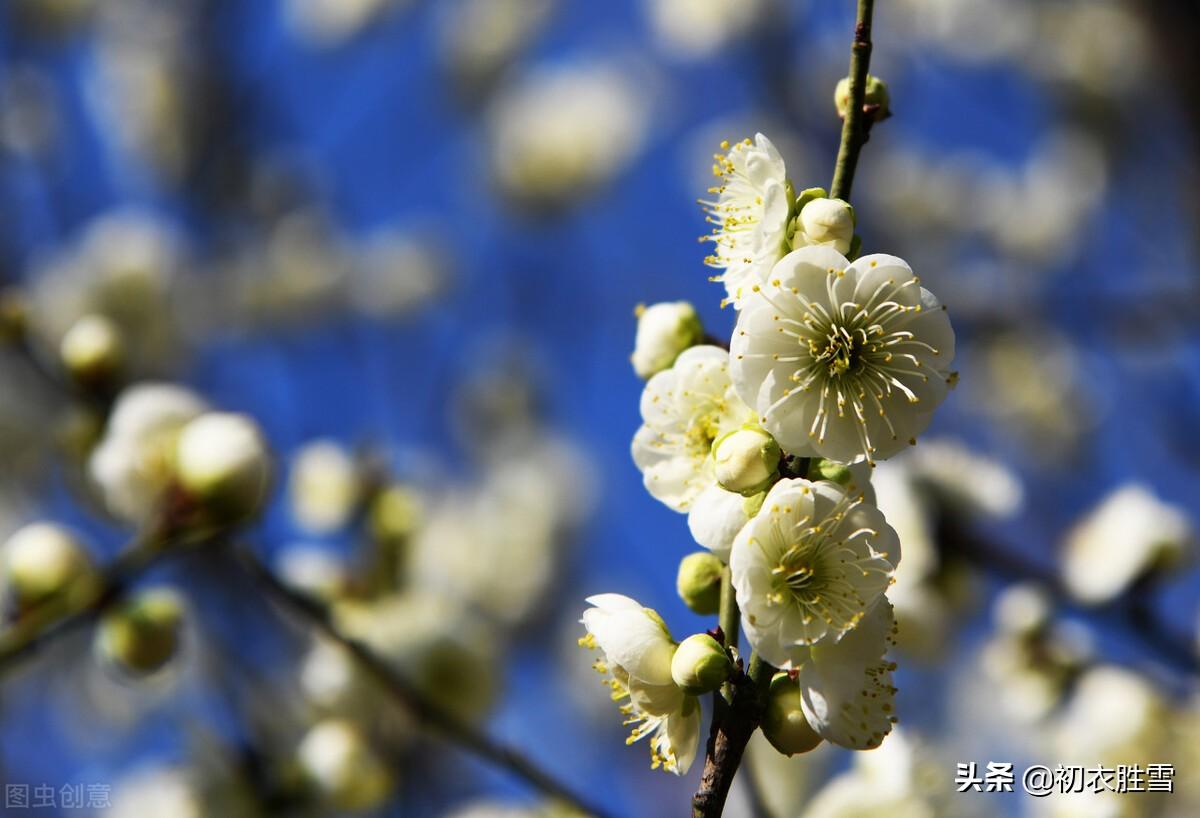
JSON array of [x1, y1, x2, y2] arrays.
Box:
[[811, 325, 864, 378]]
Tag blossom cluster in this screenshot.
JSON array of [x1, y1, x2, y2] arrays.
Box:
[[583, 133, 958, 774]]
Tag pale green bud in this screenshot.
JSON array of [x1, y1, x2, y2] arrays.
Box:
[[713, 427, 781, 496], [834, 74, 892, 122], [368, 483, 422, 546], [2, 522, 95, 609], [670, 633, 732, 695], [762, 673, 823, 756], [59, 314, 123, 387], [96, 587, 185, 675], [631, 301, 704, 378], [174, 412, 272, 522], [798, 197, 855, 256], [676, 552, 723, 615], [808, 457, 853, 486]]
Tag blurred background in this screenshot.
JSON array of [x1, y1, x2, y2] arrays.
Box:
[[0, 0, 1198, 816]]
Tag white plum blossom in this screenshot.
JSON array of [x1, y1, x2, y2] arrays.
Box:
[[730, 478, 899, 664], [701, 134, 792, 308], [791, 598, 899, 750], [89, 383, 208, 524], [580, 594, 700, 775], [730, 245, 955, 464], [632, 345, 755, 513], [631, 300, 703, 379], [1061, 483, 1194, 605]]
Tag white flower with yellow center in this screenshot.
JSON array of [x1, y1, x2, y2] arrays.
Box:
[[731, 245, 955, 464], [730, 478, 899, 662], [580, 594, 700, 775], [632, 345, 754, 513], [701, 134, 792, 308]]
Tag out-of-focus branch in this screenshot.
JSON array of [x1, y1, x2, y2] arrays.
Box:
[[829, 0, 877, 203], [232, 547, 616, 818], [936, 511, 1199, 676]]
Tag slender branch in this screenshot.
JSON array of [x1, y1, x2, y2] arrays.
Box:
[[829, 0, 877, 203], [232, 547, 615, 818]]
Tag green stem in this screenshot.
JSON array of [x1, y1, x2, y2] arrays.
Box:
[[829, 0, 877, 203]]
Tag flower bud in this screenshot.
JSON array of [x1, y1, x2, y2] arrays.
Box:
[[368, 482, 422, 547], [297, 719, 392, 811], [808, 457, 853, 486], [676, 551, 723, 615], [631, 301, 704, 379], [670, 633, 732, 695], [96, 588, 185, 676], [59, 314, 123, 387], [797, 197, 855, 256], [761, 673, 823, 756], [2, 522, 95, 609], [174, 412, 272, 522], [713, 427, 780, 496], [834, 74, 892, 122]]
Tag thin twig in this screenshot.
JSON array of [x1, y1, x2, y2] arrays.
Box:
[[829, 0, 877, 203], [232, 546, 616, 818]]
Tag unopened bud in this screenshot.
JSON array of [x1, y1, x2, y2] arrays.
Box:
[[809, 457, 853, 486], [631, 301, 704, 379], [713, 427, 780, 496], [174, 412, 271, 522], [797, 197, 855, 256], [670, 633, 732, 695], [834, 75, 892, 123], [96, 587, 185, 675], [60, 314, 123, 387], [762, 673, 823, 756], [2, 522, 95, 609], [676, 552, 723, 615], [368, 483, 422, 546]]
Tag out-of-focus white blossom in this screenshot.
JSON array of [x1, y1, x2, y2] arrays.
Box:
[[631, 301, 704, 379], [580, 594, 700, 775], [645, 0, 766, 59], [731, 246, 956, 464], [107, 766, 204, 818], [275, 544, 351, 603], [288, 440, 362, 534], [701, 134, 792, 308], [901, 438, 1023, 519], [633, 345, 754, 512], [29, 211, 183, 374], [488, 62, 649, 207], [798, 729, 936, 818], [349, 229, 450, 318], [335, 591, 498, 721], [297, 719, 393, 811], [730, 476, 898, 664], [1052, 665, 1167, 766], [95, 587, 185, 677], [285, 0, 409, 47], [1061, 483, 1194, 605], [437, 0, 555, 91], [88, 383, 207, 524]]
